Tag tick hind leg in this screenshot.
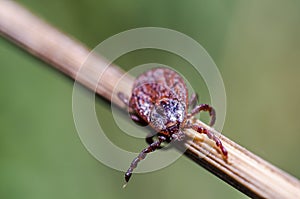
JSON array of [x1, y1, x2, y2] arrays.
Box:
[[188, 103, 216, 127], [191, 124, 228, 158], [124, 136, 166, 186]]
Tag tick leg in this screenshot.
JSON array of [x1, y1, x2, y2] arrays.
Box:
[[146, 133, 162, 149], [117, 92, 129, 106], [124, 136, 166, 184], [189, 93, 198, 109], [146, 133, 174, 150], [130, 113, 148, 126], [191, 124, 228, 158], [187, 104, 216, 127]]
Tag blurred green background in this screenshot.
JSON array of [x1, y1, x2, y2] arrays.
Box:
[[1, 0, 300, 198]]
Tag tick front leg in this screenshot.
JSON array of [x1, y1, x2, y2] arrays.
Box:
[[191, 124, 228, 158], [146, 133, 162, 149], [124, 136, 166, 186], [130, 113, 148, 126], [187, 104, 216, 127]]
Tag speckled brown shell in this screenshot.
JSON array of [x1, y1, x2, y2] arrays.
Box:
[[129, 68, 188, 124]]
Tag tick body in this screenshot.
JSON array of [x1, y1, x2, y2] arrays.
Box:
[[118, 67, 227, 185]]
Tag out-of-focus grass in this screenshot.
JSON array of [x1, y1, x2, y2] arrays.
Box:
[[0, 1, 299, 198]]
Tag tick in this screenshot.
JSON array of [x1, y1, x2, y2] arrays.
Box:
[[118, 67, 228, 186]]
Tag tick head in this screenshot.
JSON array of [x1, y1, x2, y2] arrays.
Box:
[[150, 98, 186, 132]]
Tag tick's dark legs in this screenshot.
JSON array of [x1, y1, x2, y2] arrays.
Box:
[[187, 104, 216, 127], [130, 114, 148, 126], [191, 124, 228, 158], [145, 133, 162, 149], [124, 136, 166, 185], [146, 133, 175, 150], [146, 133, 163, 149]]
